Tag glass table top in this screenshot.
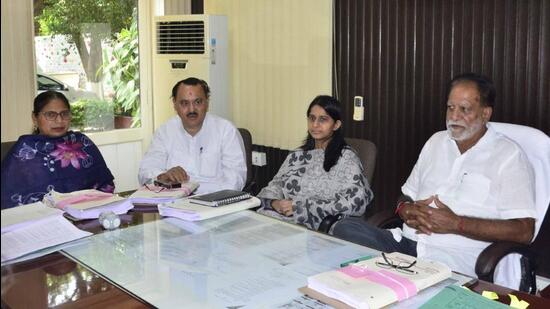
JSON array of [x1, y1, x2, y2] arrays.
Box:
[[62, 211, 380, 308]]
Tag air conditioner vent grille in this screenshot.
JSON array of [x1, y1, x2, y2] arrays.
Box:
[[156, 21, 205, 54]]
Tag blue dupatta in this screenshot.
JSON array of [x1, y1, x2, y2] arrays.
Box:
[[1, 131, 115, 209]]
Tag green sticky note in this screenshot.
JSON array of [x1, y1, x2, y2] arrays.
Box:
[[420, 285, 509, 309]]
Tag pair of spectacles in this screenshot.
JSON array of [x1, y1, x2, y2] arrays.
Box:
[[41, 110, 72, 121], [176, 98, 205, 108], [145, 184, 165, 193], [375, 252, 418, 274]]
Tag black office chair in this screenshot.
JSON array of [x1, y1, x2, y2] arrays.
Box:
[[1, 141, 16, 163], [238, 128, 257, 194], [344, 138, 377, 186], [317, 138, 377, 233]]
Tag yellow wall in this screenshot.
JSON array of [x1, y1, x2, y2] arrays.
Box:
[[205, 0, 332, 149], [1, 0, 35, 141]]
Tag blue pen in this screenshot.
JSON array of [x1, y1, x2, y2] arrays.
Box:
[[340, 255, 373, 267]]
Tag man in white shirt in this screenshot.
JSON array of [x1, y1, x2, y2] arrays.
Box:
[[331, 73, 536, 287], [138, 77, 247, 194]]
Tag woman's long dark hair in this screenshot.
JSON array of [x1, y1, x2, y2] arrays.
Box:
[[301, 95, 347, 172]]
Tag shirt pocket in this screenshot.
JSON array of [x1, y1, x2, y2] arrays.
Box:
[[199, 151, 219, 178], [456, 173, 491, 206]]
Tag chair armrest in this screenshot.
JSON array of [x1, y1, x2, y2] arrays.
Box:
[[475, 241, 535, 283], [243, 181, 257, 195], [366, 210, 404, 229], [318, 214, 343, 233]]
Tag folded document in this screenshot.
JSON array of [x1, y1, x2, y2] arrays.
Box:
[[158, 196, 261, 221], [307, 252, 452, 309], [43, 189, 133, 220]]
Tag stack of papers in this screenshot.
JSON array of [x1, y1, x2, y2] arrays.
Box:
[[43, 189, 134, 220], [129, 181, 199, 204], [307, 252, 452, 309], [158, 196, 261, 221], [1, 202, 91, 264]]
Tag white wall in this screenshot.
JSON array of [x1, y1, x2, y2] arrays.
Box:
[[98, 142, 142, 193], [1, 0, 35, 141]]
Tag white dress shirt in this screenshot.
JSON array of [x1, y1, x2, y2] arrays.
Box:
[[398, 124, 536, 279], [138, 113, 247, 194]]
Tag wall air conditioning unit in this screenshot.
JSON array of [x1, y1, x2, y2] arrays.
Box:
[[152, 15, 228, 129]]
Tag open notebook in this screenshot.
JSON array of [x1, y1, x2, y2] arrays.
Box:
[[1, 202, 92, 264], [306, 252, 452, 309]]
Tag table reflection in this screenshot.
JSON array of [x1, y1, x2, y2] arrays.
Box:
[[1, 252, 149, 308]]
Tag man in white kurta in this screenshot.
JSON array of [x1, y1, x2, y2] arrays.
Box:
[[138, 78, 246, 194], [332, 73, 536, 289], [399, 123, 536, 280]]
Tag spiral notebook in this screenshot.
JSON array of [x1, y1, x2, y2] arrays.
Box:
[[188, 190, 251, 207]]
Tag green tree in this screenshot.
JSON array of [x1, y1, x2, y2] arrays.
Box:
[[36, 0, 136, 83]]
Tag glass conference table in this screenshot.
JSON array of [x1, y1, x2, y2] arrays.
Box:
[[2, 209, 548, 308]]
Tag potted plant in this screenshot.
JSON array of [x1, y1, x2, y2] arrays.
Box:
[[102, 12, 140, 129]]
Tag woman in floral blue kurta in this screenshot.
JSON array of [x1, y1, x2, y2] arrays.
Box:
[[1, 91, 114, 209]]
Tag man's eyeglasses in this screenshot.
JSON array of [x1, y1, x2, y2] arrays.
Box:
[[176, 98, 205, 108], [145, 184, 166, 193], [375, 252, 418, 274], [41, 110, 72, 121]]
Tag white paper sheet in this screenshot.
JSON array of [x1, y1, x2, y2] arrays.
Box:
[[64, 198, 134, 220], [1, 215, 91, 263], [1, 201, 63, 233], [158, 197, 261, 221]]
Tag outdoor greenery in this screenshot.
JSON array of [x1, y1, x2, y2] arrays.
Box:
[[36, 0, 141, 129], [36, 0, 136, 83], [70, 99, 114, 132], [101, 11, 140, 127]]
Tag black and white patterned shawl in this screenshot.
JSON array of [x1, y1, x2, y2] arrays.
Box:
[[256, 147, 373, 229]]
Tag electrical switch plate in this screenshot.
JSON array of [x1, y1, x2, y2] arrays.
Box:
[[252, 151, 267, 166]]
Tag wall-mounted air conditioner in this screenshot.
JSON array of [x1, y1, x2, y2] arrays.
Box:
[[152, 15, 228, 129]]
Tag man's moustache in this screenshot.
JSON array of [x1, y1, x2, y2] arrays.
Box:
[[186, 113, 198, 117], [447, 120, 465, 127]]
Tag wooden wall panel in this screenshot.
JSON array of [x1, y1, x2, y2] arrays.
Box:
[[334, 0, 549, 211], [334, 0, 549, 276]]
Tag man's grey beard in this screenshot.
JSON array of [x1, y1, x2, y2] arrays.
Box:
[[446, 119, 484, 141]]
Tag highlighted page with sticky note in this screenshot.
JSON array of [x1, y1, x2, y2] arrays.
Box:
[[307, 252, 452, 308]]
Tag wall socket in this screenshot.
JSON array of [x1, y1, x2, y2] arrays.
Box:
[[252, 151, 267, 166]]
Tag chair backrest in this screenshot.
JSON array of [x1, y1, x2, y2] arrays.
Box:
[[1, 141, 16, 163], [344, 137, 377, 185], [238, 128, 253, 188], [490, 122, 550, 238]]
